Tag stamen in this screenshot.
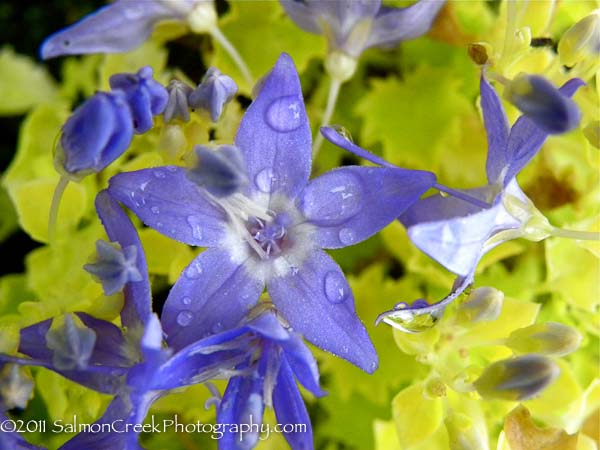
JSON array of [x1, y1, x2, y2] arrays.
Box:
[[434, 183, 494, 209]]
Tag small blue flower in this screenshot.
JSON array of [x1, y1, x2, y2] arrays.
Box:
[[375, 75, 585, 327], [84, 240, 143, 296], [107, 53, 437, 372], [504, 74, 582, 134], [163, 79, 195, 123], [56, 91, 133, 179], [280, 0, 444, 58], [109, 66, 169, 134], [40, 0, 211, 59], [189, 67, 238, 122]]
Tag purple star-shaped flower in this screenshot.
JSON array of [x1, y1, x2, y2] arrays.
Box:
[[189, 67, 238, 122], [280, 0, 445, 58], [374, 75, 585, 327], [40, 0, 210, 59], [107, 53, 437, 372]]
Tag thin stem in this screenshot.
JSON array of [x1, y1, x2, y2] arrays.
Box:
[[312, 77, 342, 158], [209, 26, 253, 88], [550, 227, 600, 241], [433, 183, 493, 209], [48, 176, 69, 244]]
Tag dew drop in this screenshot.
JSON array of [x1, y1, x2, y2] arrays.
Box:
[[323, 271, 349, 304], [185, 261, 203, 279], [153, 170, 166, 179], [130, 191, 146, 207], [254, 168, 276, 193], [140, 181, 149, 192], [265, 96, 304, 133], [176, 310, 194, 327], [151, 206, 160, 214], [338, 228, 357, 245], [212, 322, 223, 333], [330, 124, 353, 143], [182, 297, 192, 306], [186, 215, 204, 241]]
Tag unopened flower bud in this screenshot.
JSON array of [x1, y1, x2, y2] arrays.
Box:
[[56, 91, 133, 179], [109, 66, 169, 134], [474, 354, 560, 401], [186, 145, 248, 197], [45, 314, 97, 371], [189, 67, 238, 122], [504, 74, 582, 134], [457, 287, 504, 323], [84, 240, 143, 296], [558, 11, 600, 67], [0, 364, 33, 409], [506, 322, 582, 356], [163, 80, 194, 123]]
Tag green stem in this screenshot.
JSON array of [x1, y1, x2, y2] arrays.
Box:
[[550, 227, 600, 241], [48, 176, 69, 244], [312, 77, 342, 158], [209, 26, 253, 88]]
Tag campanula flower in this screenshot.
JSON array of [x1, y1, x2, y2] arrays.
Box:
[[107, 53, 437, 372], [280, 0, 445, 59], [163, 79, 194, 123], [375, 75, 585, 327], [504, 74, 582, 134], [189, 67, 238, 122], [56, 91, 133, 180], [40, 1, 216, 59], [109, 66, 169, 134]]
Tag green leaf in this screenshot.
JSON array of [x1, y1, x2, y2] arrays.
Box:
[[211, 1, 325, 93], [0, 47, 58, 115]]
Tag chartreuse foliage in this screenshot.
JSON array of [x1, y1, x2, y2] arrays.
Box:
[[0, 1, 598, 450]]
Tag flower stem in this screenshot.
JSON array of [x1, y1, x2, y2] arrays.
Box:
[[550, 227, 600, 241], [433, 183, 493, 209], [48, 175, 70, 244], [312, 77, 342, 158], [209, 26, 253, 88]]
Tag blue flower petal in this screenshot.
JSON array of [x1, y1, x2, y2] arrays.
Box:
[[235, 53, 311, 200], [40, 1, 178, 59], [366, 0, 444, 50], [481, 76, 510, 185], [272, 357, 314, 450], [108, 167, 227, 247], [279, 1, 322, 34], [161, 248, 264, 350], [299, 165, 436, 249], [95, 191, 152, 328], [268, 249, 377, 373]]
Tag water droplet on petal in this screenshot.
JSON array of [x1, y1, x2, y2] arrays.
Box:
[[176, 310, 194, 327], [338, 228, 357, 245], [255, 168, 276, 193], [212, 322, 223, 333], [153, 170, 166, 179], [265, 95, 304, 132], [140, 181, 149, 192], [384, 310, 438, 333], [185, 261, 203, 279], [186, 215, 204, 241], [323, 271, 349, 304], [151, 206, 160, 214], [182, 297, 192, 306], [330, 124, 353, 142]]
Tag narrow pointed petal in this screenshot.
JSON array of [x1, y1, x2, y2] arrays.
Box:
[[40, 1, 176, 59], [481, 76, 510, 184], [272, 358, 314, 450], [279, 1, 322, 34], [503, 78, 585, 185], [108, 167, 227, 247], [268, 249, 377, 373], [217, 369, 265, 450], [235, 53, 311, 200], [161, 248, 264, 350], [96, 191, 152, 328], [299, 166, 436, 249], [366, 0, 444, 49]]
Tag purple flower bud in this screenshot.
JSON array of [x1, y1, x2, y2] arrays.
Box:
[[188, 67, 238, 122], [504, 74, 582, 134], [110, 66, 169, 133], [56, 91, 133, 179], [163, 79, 194, 123]]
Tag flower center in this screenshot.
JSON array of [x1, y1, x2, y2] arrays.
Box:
[[247, 216, 288, 258]]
